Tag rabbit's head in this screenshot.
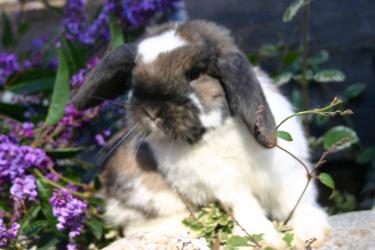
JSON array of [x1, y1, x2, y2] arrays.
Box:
[[72, 20, 276, 147]]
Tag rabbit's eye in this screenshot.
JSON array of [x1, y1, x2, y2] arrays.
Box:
[[186, 68, 201, 81]]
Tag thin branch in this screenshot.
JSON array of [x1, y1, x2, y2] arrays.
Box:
[[276, 144, 310, 175], [217, 201, 262, 248]]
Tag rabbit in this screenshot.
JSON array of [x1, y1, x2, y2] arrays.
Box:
[[72, 20, 330, 249]]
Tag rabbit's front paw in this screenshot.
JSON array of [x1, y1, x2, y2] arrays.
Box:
[[291, 208, 330, 249]]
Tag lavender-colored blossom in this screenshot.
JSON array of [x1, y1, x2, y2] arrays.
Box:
[[0, 53, 21, 85], [0, 134, 53, 181], [10, 175, 38, 201], [67, 243, 78, 250], [121, 0, 181, 28], [95, 130, 111, 146], [49, 189, 87, 239], [0, 218, 20, 248], [70, 69, 87, 88]]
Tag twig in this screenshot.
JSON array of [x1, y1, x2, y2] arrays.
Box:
[[217, 200, 262, 248], [33, 169, 91, 199]]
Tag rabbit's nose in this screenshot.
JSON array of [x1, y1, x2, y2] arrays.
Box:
[[142, 106, 162, 121]]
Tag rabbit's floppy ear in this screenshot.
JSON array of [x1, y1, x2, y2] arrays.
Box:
[[72, 43, 136, 110], [216, 52, 276, 148]]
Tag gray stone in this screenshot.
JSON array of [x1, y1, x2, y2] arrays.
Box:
[[320, 211, 375, 250]]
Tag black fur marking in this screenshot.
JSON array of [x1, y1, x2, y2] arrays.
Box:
[[216, 52, 276, 147]]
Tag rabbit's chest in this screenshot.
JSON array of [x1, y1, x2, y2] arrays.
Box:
[[149, 118, 277, 206]]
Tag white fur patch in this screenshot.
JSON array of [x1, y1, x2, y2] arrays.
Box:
[[138, 30, 187, 63], [188, 93, 223, 128]]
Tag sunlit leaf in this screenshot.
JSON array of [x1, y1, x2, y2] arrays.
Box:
[[45, 47, 70, 125], [283, 0, 305, 22], [323, 126, 358, 150], [314, 70, 346, 83], [273, 72, 293, 86], [318, 172, 335, 190], [283, 232, 294, 247], [277, 130, 293, 142], [308, 50, 329, 66]]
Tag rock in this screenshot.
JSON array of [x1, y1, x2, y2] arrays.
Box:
[[102, 211, 375, 250], [101, 232, 209, 250], [320, 210, 375, 250]]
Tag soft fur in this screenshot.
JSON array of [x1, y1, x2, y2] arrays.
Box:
[[72, 20, 329, 249]]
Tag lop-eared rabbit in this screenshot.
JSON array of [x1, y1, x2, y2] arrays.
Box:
[[72, 20, 329, 249]]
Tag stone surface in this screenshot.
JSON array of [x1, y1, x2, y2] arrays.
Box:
[[102, 232, 209, 250], [320, 210, 375, 250], [102, 211, 375, 250]]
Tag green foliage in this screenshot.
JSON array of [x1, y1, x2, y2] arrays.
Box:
[[283, 0, 305, 22], [344, 83, 366, 100], [109, 14, 125, 49], [277, 130, 293, 142], [318, 172, 335, 190], [323, 126, 359, 150], [314, 69, 346, 83], [1, 11, 15, 47], [0, 102, 27, 121], [46, 147, 84, 159], [328, 191, 356, 215], [45, 47, 70, 125]]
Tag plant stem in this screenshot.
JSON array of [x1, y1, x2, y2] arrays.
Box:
[[217, 201, 262, 248], [275, 144, 310, 175], [301, 0, 310, 133], [33, 169, 91, 199], [283, 177, 312, 225]]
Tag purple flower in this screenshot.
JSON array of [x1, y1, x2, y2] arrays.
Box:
[[10, 175, 38, 201], [67, 243, 78, 250], [49, 189, 87, 239], [0, 218, 20, 248], [70, 69, 87, 88], [0, 135, 53, 181], [121, 0, 181, 28], [0, 53, 21, 85], [95, 130, 111, 146]]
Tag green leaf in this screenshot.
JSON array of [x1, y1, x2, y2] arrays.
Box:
[[323, 126, 359, 150], [344, 83, 366, 100], [259, 44, 278, 57], [357, 147, 375, 165], [277, 131, 293, 142], [20, 205, 41, 234], [291, 88, 302, 111], [0, 102, 26, 121], [226, 236, 249, 247], [314, 70, 346, 83], [273, 72, 293, 87], [283, 232, 294, 247], [1, 11, 15, 47], [8, 77, 55, 94], [283, 0, 305, 22], [246, 53, 260, 66], [46, 147, 84, 159], [36, 180, 56, 226], [23, 220, 49, 237], [86, 219, 104, 240], [37, 233, 60, 250], [17, 22, 30, 35], [308, 50, 329, 66], [282, 51, 299, 66], [318, 172, 335, 190], [109, 14, 125, 49], [45, 47, 70, 125]]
